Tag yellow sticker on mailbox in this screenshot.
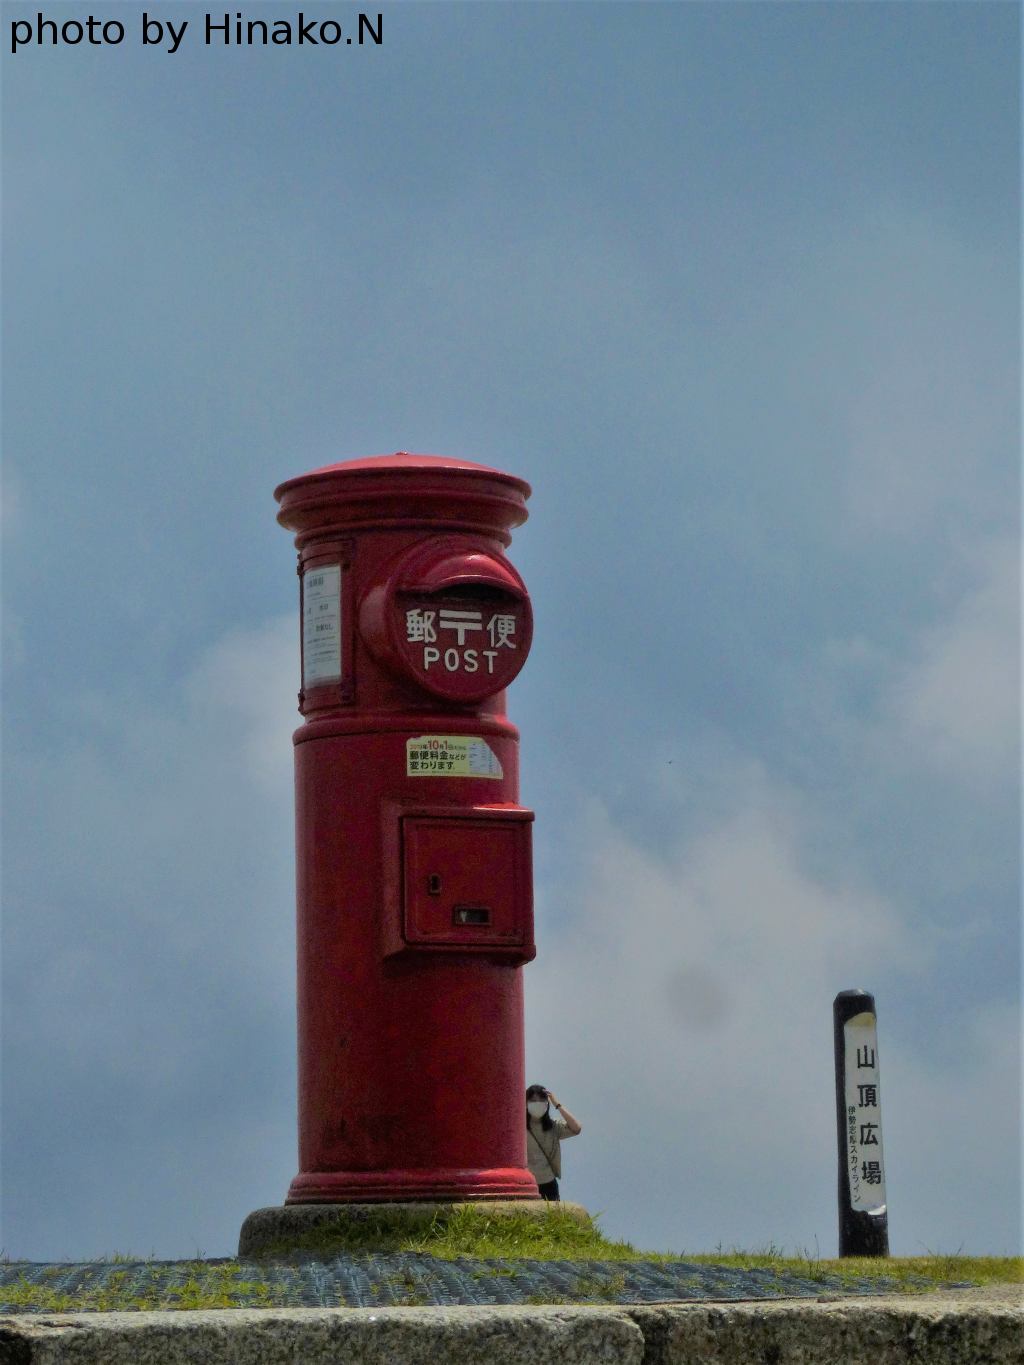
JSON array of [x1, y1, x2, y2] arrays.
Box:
[[406, 736, 503, 779]]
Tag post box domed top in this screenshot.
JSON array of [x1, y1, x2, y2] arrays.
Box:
[[275, 452, 531, 545]]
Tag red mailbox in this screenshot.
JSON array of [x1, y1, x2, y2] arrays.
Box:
[[274, 452, 540, 1203]]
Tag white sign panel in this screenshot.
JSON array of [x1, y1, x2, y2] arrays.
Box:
[[303, 565, 342, 686], [843, 1011, 886, 1215]]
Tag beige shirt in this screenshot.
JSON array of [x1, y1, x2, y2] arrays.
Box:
[[526, 1116, 575, 1182]]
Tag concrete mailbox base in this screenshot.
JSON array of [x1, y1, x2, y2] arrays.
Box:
[[239, 1200, 594, 1257]]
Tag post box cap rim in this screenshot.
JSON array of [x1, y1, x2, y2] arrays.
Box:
[[274, 452, 531, 501]]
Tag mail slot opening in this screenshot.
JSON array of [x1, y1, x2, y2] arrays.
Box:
[[425, 583, 513, 604], [454, 905, 491, 926]]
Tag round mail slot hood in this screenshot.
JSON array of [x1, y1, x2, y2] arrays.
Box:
[[360, 539, 533, 704], [396, 548, 526, 600]]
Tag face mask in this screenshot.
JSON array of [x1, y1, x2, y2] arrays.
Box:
[[527, 1101, 548, 1117]]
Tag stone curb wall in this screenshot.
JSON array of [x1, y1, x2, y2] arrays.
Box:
[[1, 1293, 1021, 1364]]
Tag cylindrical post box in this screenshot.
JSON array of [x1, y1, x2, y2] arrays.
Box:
[[274, 452, 539, 1203]]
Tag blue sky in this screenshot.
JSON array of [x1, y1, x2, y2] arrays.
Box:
[[2, 1, 1020, 1260]]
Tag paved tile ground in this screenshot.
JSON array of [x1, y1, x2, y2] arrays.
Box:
[[0, 1255, 974, 1311]]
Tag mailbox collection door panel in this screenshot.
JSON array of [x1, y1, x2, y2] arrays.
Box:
[[403, 817, 531, 948]]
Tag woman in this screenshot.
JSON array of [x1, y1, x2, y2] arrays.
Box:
[[525, 1083, 582, 1201]]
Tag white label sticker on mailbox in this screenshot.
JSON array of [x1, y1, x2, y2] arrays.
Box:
[[406, 736, 503, 779], [303, 564, 342, 686]]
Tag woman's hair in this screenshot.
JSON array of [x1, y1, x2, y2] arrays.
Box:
[[526, 1083, 554, 1131]]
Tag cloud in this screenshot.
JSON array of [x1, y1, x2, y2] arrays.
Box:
[[4, 599, 1017, 1259], [3, 614, 301, 1257], [882, 1000, 1021, 1256], [525, 778, 1018, 1254], [182, 615, 299, 796], [882, 537, 1019, 784]]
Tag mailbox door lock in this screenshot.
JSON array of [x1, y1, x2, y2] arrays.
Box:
[[427, 873, 443, 896]]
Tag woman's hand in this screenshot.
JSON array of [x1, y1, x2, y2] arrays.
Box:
[[547, 1092, 582, 1135]]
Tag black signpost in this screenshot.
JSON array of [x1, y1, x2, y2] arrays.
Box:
[[834, 989, 889, 1257]]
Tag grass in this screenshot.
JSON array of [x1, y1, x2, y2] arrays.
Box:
[[0, 1261, 293, 1313], [243, 1207, 1024, 1288], [681, 1243, 1023, 1292], [1, 1216, 1020, 1313], [247, 1204, 633, 1262]]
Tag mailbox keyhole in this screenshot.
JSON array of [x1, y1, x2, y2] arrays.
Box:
[[454, 905, 491, 926], [427, 874, 443, 896]]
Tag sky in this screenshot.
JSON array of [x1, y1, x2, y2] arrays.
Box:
[[2, 1, 1020, 1262]]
